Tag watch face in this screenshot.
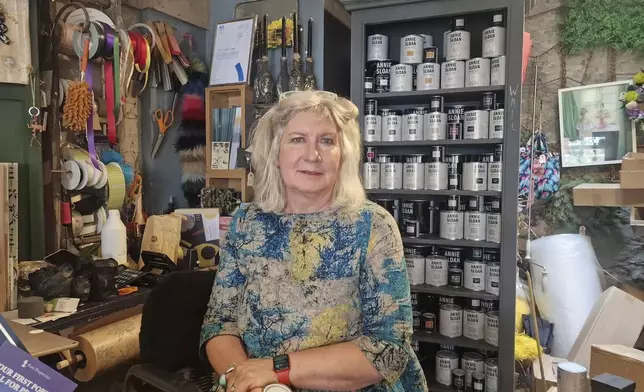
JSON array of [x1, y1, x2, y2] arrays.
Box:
[[264, 384, 292, 392], [273, 354, 290, 371]]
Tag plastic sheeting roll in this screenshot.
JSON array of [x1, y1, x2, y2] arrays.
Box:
[[530, 234, 603, 358]]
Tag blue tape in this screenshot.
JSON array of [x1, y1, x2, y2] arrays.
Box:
[[235, 63, 244, 81]]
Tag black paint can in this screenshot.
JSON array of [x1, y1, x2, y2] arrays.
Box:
[[442, 246, 465, 270], [447, 104, 470, 123], [411, 292, 422, 310], [404, 244, 432, 257], [452, 369, 466, 391], [481, 299, 499, 312], [365, 147, 377, 162], [424, 46, 438, 63], [412, 310, 421, 330], [447, 122, 462, 140], [402, 200, 429, 237], [364, 77, 375, 93], [429, 96, 444, 113], [470, 247, 484, 260], [465, 297, 482, 311], [374, 198, 400, 224], [472, 372, 486, 392], [482, 92, 496, 110], [448, 268, 463, 288], [448, 173, 460, 190], [365, 99, 378, 115], [366, 59, 396, 93], [483, 249, 499, 263], [421, 312, 436, 332]]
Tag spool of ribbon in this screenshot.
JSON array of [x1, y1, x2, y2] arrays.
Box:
[[96, 21, 120, 144]]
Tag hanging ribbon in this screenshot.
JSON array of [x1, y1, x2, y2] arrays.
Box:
[[99, 22, 119, 144], [128, 31, 151, 93], [85, 62, 101, 170]]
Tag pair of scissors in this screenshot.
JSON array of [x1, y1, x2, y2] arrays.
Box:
[[151, 93, 177, 158]]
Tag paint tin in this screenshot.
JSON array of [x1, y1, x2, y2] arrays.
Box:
[[462, 159, 488, 192], [472, 372, 486, 392], [362, 162, 380, 189], [445, 153, 465, 175], [486, 198, 501, 243], [442, 246, 465, 270], [485, 358, 499, 392], [485, 262, 500, 296], [382, 110, 402, 141], [425, 162, 448, 190], [403, 108, 425, 141], [464, 197, 487, 241], [421, 312, 436, 332], [439, 304, 463, 338], [427, 200, 440, 234], [463, 309, 485, 341], [466, 297, 482, 311], [482, 92, 497, 111], [412, 66, 417, 90], [464, 110, 490, 140], [439, 198, 464, 240], [403, 155, 426, 190], [364, 77, 374, 93], [378, 154, 402, 190], [431, 146, 445, 162], [411, 292, 421, 310], [439, 296, 457, 307], [425, 255, 448, 287], [446, 17, 470, 61], [464, 259, 486, 291], [390, 64, 413, 92], [424, 47, 438, 63], [402, 200, 429, 237], [363, 114, 381, 142], [488, 146, 503, 192], [462, 352, 485, 388], [447, 104, 470, 123], [466, 58, 491, 87], [482, 14, 506, 59], [448, 173, 460, 190], [365, 147, 377, 162], [483, 249, 499, 263], [491, 56, 506, 86], [405, 244, 432, 257], [481, 299, 499, 313], [441, 60, 465, 89], [412, 310, 421, 329], [406, 253, 426, 286], [470, 247, 484, 261], [421, 34, 434, 48], [400, 35, 424, 64], [416, 63, 440, 91], [452, 369, 466, 391], [448, 268, 463, 288], [366, 59, 395, 93], [447, 122, 463, 140], [430, 96, 444, 112], [435, 350, 459, 386], [424, 112, 447, 140], [485, 310, 499, 346], [365, 99, 378, 115], [490, 105, 504, 139], [374, 199, 400, 223], [367, 34, 389, 61]]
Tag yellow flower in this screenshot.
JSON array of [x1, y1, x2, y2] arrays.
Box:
[[634, 71, 644, 86], [624, 91, 639, 103]]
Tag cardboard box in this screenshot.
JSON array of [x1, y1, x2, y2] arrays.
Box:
[[590, 345, 644, 391], [620, 153, 644, 189], [572, 183, 644, 207], [622, 153, 644, 171], [533, 355, 566, 392]]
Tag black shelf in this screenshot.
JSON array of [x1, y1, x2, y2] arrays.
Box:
[[365, 86, 505, 105], [413, 331, 498, 351], [367, 189, 502, 197], [411, 284, 498, 300], [402, 235, 501, 249], [364, 139, 503, 147]]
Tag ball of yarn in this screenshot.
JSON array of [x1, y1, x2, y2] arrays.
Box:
[[101, 149, 125, 164]]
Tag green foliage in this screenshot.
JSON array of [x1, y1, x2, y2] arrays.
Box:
[[562, 0, 644, 55]]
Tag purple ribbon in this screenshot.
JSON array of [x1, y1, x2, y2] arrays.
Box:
[[85, 63, 101, 169], [103, 24, 115, 57]]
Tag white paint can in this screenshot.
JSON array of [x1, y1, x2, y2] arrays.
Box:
[[400, 35, 424, 64], [485, 262, 500, 296], [406, 254, 426, 286], [435, 350, 459, 386], [403, 155, 426, 190], [486, 199, 501, 242], [446, 18, 470, 61], [482, 15, 506, 58], [488, 161, 503, 192], [464, 110, 490, 139], [425, 255, 448, 287], [402, 108, 424, 141], [441, 61, 465, 89], [383, 110, 402, 141], [390, 64, 413, 92], [464, 259, 486, 291], [464, 210, 487, 241], [363, 114, 381, 142], [462, 352, 485, 388], [489, 108, 504, 139], [485, 359, 499, 392], [466, 58, 491, 87], [439, 304, 463, 338], [462, 161, 488, 191], [420, 34, 434, 48], [440, 202, 464, 240], [416, 63, 440, 91], [485, 310, 499, 346], [424, 112, 447, 140], [378, 154, 402, 190], [463, 309, 485, 341], [367, 34, 389, 61], [362, 162, 380, 189], [491, 56, 506, 86], [425, 162, 448, 190]]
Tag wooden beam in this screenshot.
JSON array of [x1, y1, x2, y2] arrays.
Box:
[[123, 0, 209, 28]]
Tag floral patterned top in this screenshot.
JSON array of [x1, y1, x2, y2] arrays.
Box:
[[200, 201, 428, 392]]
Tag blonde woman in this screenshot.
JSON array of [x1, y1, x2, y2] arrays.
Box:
[[201, 91, 427, 392]]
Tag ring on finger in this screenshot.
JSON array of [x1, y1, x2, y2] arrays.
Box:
[[231, 384, 236, 392]]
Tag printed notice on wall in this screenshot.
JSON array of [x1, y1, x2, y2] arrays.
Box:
[[209, 16, 257, 86]]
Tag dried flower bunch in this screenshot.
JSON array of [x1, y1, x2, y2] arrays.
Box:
[[621, 70, 644, 123], [63, 82, 92, 132]]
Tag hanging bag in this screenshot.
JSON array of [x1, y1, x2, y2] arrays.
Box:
[[519, 132, 561, 200]]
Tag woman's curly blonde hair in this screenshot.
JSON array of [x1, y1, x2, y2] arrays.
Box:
[[249, 91, 365, 213]]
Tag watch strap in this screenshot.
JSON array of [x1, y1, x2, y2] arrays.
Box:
[[275, 369, 291, 386]]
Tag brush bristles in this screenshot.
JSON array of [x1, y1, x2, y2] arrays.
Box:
[[63, 82, 93, 132]]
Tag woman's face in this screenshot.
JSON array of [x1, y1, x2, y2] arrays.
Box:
[[278, 111, 342, 200]]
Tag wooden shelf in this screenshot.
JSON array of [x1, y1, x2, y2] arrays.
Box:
[[402, 235, 500, 249], [411, 284, 498, 300], [365, 85, 505, 105], [207, 169, 247, 179], [367, 189, 501, 197], [364, 139, 503, 147], [413, 331, 498, 351]]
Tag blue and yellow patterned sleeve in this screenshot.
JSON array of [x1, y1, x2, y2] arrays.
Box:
[[352, 208, 413, 384], [200, 206, 248, 354]]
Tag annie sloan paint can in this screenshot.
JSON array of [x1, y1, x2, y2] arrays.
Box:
[[435, 350, 459, 386], [485, 262, 500, 296], [403, 154, 426, 190], [390, 64, 413, 92], [378, 154, 402, 190], [424, 46, 438, 63], [424, 112, 447, 140], [382, 109, 402, 141], [364, 77, 374, 93], [463, 308, 485, 341], [440, 196, 464, 240], [462, 352, 485, 388], [462, 156, 488, 191], [403, 108, 424, 141], [430, 95, 444, 113], [402, 200, 428, 237], [446, 16, 470, 61], [441, 60, 465, 89], [452, 369, 466, 391], [442, 246, 465, 270], [367, 34, 389, 61], [412, 310, 421, 329], [421, 312, 436, 332], [366, 59, 395, 93], [464, 109, 490, 139], [491, 56, 506, 86], [486, 198, 501, 243], [425, 255, 449, 287], [473, 372, 486, 392], [421, 34, 433, 48], [439, 304, 463, 338], [466, 58, 491, 87], [488, 144, 503, 192], [425, 161, 448, 190], [464, 259, 486, 292], [362, 161, 379, 189], [363, 106, 381, 142], [400, 35, 424, 64], [485, 358, 499, 392], [489, 103, 504, 139], [416, 63, 440, 90], [482, 14, 506, 59], [405, 252, 426, 286], [464, 196, 487, 241], [485, 310, 500, 346], [448, 268, 463, 288]]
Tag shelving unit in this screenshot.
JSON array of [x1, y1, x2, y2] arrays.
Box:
[[351, 1, 523, 391]]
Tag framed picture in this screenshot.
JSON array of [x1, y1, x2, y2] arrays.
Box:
[[209, 16, 257, 86], [558, 80, 634, 167]]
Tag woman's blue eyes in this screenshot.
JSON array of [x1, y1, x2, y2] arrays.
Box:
[[291, 137, 335, 145]]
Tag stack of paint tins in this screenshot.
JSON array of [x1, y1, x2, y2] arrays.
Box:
[[365, 34, 395, 93], [439, 196, 502, 244]]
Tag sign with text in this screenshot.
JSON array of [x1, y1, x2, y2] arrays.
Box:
[[0, 342, 76, 392]]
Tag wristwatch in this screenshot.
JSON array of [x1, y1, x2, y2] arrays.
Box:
[[273, 354, 291, 386]]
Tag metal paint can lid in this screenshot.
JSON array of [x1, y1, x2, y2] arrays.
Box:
[[263, 384, 293, 392]]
